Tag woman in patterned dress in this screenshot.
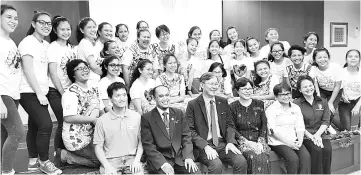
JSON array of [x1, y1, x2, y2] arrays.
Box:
[[252, 60, 279, 109], [229, 77, 271, 174], [155, 54, 185, 104]]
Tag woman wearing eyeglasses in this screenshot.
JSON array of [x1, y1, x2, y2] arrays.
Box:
[[18, 11, 62, 174], [151, 25, 176, 72], [268, 42, 293, 83], [208, 62, 232, 98], [98, 56, 125, 112], [229, 78, 271, 174], [100, 40, 123, 76]]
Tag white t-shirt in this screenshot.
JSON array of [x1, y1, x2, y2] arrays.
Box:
[[260, 41, 291, 57], [309, 62, 343, 91], [98, 76, 125, 100], [230, 57, 254, 80], [77, 38, 103, 87], [129, 78, 156, 110], [47, 41, 78, 90], [304, 48, 315, 65], [270, 58, 293, 83], [18, 35, 49, 94], [0, 36, 22, 99], [205, 55, 231, 71], [341, 68, 361, 101], [187, 56, 206, 79]]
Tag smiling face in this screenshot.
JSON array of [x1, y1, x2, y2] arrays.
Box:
[[1, 8, 18, 34], [138, 30, 151, 49], [247, 39, 260, 53], [107, 58, 121, 76], [256, 62, 270, 79], [191, 29, 202, 41], [290, 50, 304, 65], [201, 77, 219, 97], [237, 83, 253, 100], [271, 44, 284, 60], [74, 63, 90, 83], [32, 14, 52, 37], [266, 29, 279, 43], [99, 24, 113, 41], [165, 56, 178, 73], [117, 25, 129, 42], [210, 30, 221, 41], [187, 39, 198, 55], [110, 88, 128, 108], [346, 50, 361, 67], [159, 30, 170, 43], [299, 79, 315, 97], [304, 34, 318, 49], [276, 89, 292, 104], [81, 20, 97, 40], [106, 42, 121, 56], [55, 21, 71, 41], [209, 41, 220, 56], [139, 62, 153, 79], [315, 51, 330, 68], [234, 41, 246, 56], [211, 66, 223, 79], [227, 28, 238, 42], [154, 86, 170, 110]]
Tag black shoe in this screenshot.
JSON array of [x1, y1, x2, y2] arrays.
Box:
[[54, 148, 66, 169]]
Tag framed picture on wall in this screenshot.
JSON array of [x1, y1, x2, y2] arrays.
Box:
[[330, 22, 348, 47]]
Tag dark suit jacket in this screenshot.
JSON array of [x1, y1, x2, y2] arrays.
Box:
[[185, 95, 237, 156], [141, 107, 194, 171]]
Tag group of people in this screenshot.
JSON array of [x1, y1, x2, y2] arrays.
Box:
[[1, 4, 361, 175]]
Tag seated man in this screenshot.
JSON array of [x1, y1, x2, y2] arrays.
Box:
[[185, 72, 248, 174], [54, 59, 101, 168], [141, 85, 198, 174], [93, 82, 144, 174]]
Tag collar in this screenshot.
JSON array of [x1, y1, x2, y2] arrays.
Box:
[[273, 100, 293, 109], [110, 108, 128, 120], [202, 94, 216, 105], [157, 107, 170, 118], [299, 95, 322, 103]]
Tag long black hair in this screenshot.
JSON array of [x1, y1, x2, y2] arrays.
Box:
[[49, 15, 72, 45], [207, 40, 224, 64], [226, 26, 237, 45], [26, 11, 51, 36], [268, 42, 287, 62], [208, 62, 227, 78], [100, 40, 116, 58], [130, 59, 153, 87]]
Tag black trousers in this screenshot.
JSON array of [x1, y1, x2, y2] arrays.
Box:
[[319, 88, 343, 129], [303, 139, 332, 174], [20, 93, 53, 161], [339, 98, 361, 131], [270, 144, 311, 174], [197, 139, 247, 174], [148, 157, 200, 174], [46, 87, 65, 150]]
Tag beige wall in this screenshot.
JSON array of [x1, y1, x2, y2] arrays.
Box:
[[324, 1, 360, 65]]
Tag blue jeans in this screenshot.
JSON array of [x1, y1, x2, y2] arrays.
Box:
[[1, 95, 25, 172]]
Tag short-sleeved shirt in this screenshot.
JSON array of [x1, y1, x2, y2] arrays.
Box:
[[129, 78, 156, 110], [254, 74, 279, 109], [187, 56, 206, 79], [155, 73, 185, 98], [294, 96, 331, 138], [93, 109, 141, 158], [98, 76, 125, 100], [309, 62, 343, 91], [341, 68, 361, 101], [47, 41, 77, 90], [150, 42, 176, 70], [230, 57, 254, 80], [303, 48, 315, 65], [284, 63, 312, 89], [269, 58, 293, 83], [266, 101, 305, 146], [0, 36, 21, 99], [77, 38, 103, 86], [18, 35, 49, 94], [62, 83, 101, 151]]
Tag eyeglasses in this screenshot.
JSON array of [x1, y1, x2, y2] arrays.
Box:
[[160, 32, 170, 37], [74, 66, 89, 72], [240, 88, 253, 91], [277, 92, 291, 97], [108, 64, 121, 68], [36, 20, 52, 27], [272, 50, 283, 54]]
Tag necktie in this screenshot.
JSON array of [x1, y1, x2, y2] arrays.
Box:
[[163, 112, 169, 135], [210, 100, 218, 146]]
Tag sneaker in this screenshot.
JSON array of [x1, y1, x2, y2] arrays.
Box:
[[2, 169, 15, 175], [39, 161, 62, 175], [28, 159, 40, 171], [54, 148, 66, 168]]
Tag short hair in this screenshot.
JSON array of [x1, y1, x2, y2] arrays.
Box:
[[296, 75, 315, 91], [151, 85, 169, 97], [288, 45, 306, 56], [208, 62, 227, 78], [273, 83, 292, 96], [66, 59, 88, 83], [312, 47, 330, 67], [234, 77, 254, 91], [199, 72, 217, 83], [303, 32, 319, 45], [155, 24, 170, 38], [107, 82, 127, 98]]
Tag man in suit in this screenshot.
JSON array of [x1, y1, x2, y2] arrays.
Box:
[[186, 72, 247, 174], [141, 85, 198, 174]]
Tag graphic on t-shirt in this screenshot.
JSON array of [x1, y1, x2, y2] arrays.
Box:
[[144, 88, 154, 103], [151, 43, 176, 69], [233, 64, 248, 77], [128, 44, 154, 80], [159, 74, 182, 97], [60, 50, 77, 76], [95, 55, 104, 66], [317, 76, 335, 90], [5, 48, 21, 74], [286, 65, 311, 89]]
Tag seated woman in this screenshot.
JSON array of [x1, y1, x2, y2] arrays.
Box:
[[294, 75, 332, 174], [266, 83, 311, 174], [252, 60, 279, 109], [99, 40, 123, 77], [208, 62, 232, 98], [98, 56, 125, 113], [229, 77, 271, 174], [129, 59, 156, 115], [155, 54, 185, 104]]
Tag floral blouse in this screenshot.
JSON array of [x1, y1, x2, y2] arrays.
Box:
[[151, 43, 176, 70], [155, 73, 185, 98]]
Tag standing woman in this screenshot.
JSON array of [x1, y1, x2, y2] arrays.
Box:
[[338, 49, 361, 130], [188, 26, 207, 59], [95, 22, 113, 54], [185, 38, 204, 95], [151, 24, 176, 72], [129, 59, 156, 115], [260, 28, 291, 57], [48, 15, 77, 151], [223, 26, 239, 57], [136, 20, 149, 33], [205, 40, 231, 73], [0, 4, 25, 175], [208, 62, 232, 98], [246, 36, 267, 62], [114, 23, 130, 54], [303, 32, 319, 65], [294, 75, 332, 174], [155, 54, 185, 104], [310, 47, 343, 129], [77, 17, 102, 87], [229, 78, 271, 174], [268, 42, 292, 83], [98, 55, 125, 113], [18, 11, 62, 174], [230, 39, 254, 81], [252, 60, 279, 109]]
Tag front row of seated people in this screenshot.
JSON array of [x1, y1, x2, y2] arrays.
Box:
[[55, 59, 334, 174]]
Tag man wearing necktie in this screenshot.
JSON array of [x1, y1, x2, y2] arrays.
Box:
[[185, 72, 248, 174], [141, 85, 198, 174]]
